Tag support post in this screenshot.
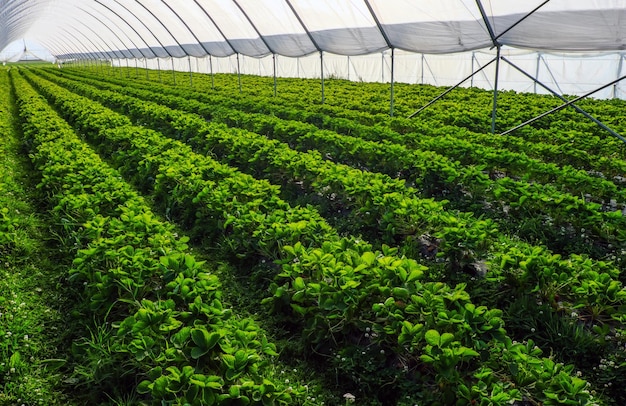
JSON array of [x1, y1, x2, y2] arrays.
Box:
[[409, 57, 498, 118], [157, 58, 162, 83], [347, 56, 350, 81], [491, 46, 502, 134], [209, 55, 214, 89], [145, 58, 149, 80], [188, 55, 193, 87], [471, 52, 475, 87], [390, 48, 395, 117], [320, 51, 325, 104], [135, 58, 139, 78], [171, 57, 177, 85], [502, 56, 626, 143], [126, 58, 130, 78], [535, 52, 541, 94], [501, 75, 626, 138], [237, 53, 242, 93], [273, 54, 277, 97], [614, 54, 624, 99]]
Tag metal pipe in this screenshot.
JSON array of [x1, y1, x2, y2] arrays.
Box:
[[273, 54, 277, 97], [188, 55, 193, 87], [502, 56, 626, 143], [501, 75, 626, 136], [491, 46, 501, 134], [390, 47, 395, 117], [408, 56, 498, 118], [237, 53, 242, 93], [321, 51, 325, 104], [171, 57, 176, 85]]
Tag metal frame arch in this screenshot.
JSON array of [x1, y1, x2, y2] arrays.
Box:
[[59, 23, 112, 61], [78, 4, 151, 59], [132, 0, 188, 57], [97, 0, 172, 58], [160, 0, 213, 57], [22, 2, 133, 60], [58, 11, 128, 60], [231, 1, 273, 55], [90, 0, 157, 58], [191, 0, 238, 55]]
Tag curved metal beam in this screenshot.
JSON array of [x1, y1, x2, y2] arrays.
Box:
[[80, 4, 150, 58], [93, 0, 158, 58], [133, 0, 185, 57], [192, 0, 237, 54], [160, 0, 213, 56], [231, 0, 273, 54]]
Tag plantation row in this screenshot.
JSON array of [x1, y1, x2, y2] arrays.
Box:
[[39, 68, 626, 265], [11, 64, 623, 402], [28, 67, 626, 338], [10, 70, 322, 405], [110, 65, 626, 173], [9, 66, 607, 404]]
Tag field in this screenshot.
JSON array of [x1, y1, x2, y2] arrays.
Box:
[[2, 64, 626, 405]]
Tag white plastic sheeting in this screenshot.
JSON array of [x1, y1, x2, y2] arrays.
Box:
[[3, 0, 626, 59], [133, 49, 625, 99], [2, 0, 626, 98]]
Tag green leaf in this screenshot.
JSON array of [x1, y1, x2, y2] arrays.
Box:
[[191, 346, 209, 360], [361, 251, 376, 266], [424, 329, 441, 346], [440, 332, 455, 347], [137, 380, 152, 394], [293, 276, 305, 291], [40, 358, 66, 371]]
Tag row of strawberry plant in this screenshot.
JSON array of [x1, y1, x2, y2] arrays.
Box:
[[190, 70, 626, 160], [107, 67, 626, 176], [57, 68, 626, 201], [51, 68, 626, 402], [11, 70, 308, 405], [40, 69, 626, 263], [34, 69, 626, 335], [23, 68, 600, 405]]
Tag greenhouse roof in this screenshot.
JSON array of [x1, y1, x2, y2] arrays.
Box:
[[2, 0, 626, 60]]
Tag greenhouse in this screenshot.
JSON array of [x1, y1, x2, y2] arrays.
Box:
[[1, 1, 626, 405]]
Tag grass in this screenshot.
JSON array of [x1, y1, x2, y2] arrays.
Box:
[[0, 68, 79, 405]]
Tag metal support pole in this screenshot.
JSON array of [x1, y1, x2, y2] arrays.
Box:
[[145, 58, 149, 80], [382, 52, 385, 82], [320, 51, 325, 104], [209, 55, 214, 89], [135, 58, 139, 78], [501, 75, 626, 137], [409, 56, 498, 118], [171, 57, 177, 85], [540, 55, 564, 95], [347, 56, 351, 81], [502, 57, 626, 143], [390, 48, 395, 117], [188, 55, 193, 87], [535, 52, 541, 94], [421, 54, 425, 84], [236, 53, 242, 93], [273, 54, 277, 97], [157, 58, 162, 83], [614, 54, 624, 99], [471, 52, 475, 87], [126, 58, 130, 78], [491, 46, 502, 134]]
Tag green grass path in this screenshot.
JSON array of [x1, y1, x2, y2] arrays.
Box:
[[0, 68, 78, 405]]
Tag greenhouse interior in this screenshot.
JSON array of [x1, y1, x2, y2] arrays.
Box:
[[1, 1, 626, 405]]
